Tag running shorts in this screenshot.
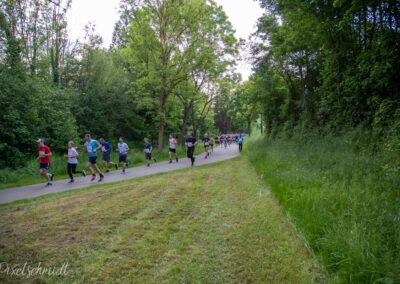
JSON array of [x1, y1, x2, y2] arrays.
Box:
[[39, 163, 50, 170], [119, 154, 127, 163]]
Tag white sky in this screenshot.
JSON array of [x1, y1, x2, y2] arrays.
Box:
[[67, 0, 263, 81]]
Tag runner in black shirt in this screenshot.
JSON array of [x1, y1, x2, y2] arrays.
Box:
[[185, 131, 197, 166]]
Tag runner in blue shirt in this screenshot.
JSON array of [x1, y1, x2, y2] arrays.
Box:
[[99, 138, 118, 173], [144, 137, 157, 167], [84, 134, 104, 182], [238, 134, 244, 152]]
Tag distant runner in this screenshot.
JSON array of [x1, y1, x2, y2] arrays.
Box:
[[168, 134, 178, 163], [209, 136, 214, 152], [84, 134, 104, 182], [185, 131, 197, 166], [65, 141, 86, 183], [223, 135, 227, 149], [203, 134, 210, 159], [36, 139, 54, 187], [99, 138, 117, 173], [238, 134, 244, 152], [144, 137, 157, 167], [117, 137, 129, 174]]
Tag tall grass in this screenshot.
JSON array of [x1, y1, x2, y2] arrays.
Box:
[[248, 135, 400, 283], [0, 146, 203, 189]]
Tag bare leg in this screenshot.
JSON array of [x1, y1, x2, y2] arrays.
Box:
[[91, 163, 102, 175], [86, 162, 94, 175]]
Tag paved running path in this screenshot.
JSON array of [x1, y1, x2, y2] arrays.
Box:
[[0, 146, 239, 204]]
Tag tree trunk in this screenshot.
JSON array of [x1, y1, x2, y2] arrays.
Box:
[[158, 91, 166, 151], [191, 103, 197, 137], [181, 103, 191, 146]]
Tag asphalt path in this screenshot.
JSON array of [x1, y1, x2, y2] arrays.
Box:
[[0, 145, 240, 204]]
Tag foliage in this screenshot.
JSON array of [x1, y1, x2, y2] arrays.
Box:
[[248, 135, 400, 283], [243, 0, 400, 139], [120, 0, 238, 149], [0, 0, 239, 168]]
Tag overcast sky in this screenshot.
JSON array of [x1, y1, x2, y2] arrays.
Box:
[[67, 0, 264, 81]]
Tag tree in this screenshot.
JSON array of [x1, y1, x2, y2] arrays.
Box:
[[121, 0, 238, 150]]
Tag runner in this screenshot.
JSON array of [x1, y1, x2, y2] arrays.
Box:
[[65, 141, 86, 183], [223, 135, 227, 149], [36, 139, 54, 187], [220, 135, 224, 148], [144, 137, 157, 167], [209, 136, 214, 152], [185, 131, 197, 166], [168, 134, 178, 163], [84, 134, 104, 182], [238, 134, 244, 152], [117, 137, 129, 174], [99, 138, 117, 173], [203, 133, 210, 159]]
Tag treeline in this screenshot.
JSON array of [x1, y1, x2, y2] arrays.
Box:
[[232, 0, 400, 145], [0, 0, 239, 168], [236, 1, 400, 281]]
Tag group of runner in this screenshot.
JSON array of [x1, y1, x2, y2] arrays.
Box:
[[217, 134, 244, 152], [36, 131, 222, 187]]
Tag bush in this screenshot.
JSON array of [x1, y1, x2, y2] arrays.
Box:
[[0, 67, 78, 167]]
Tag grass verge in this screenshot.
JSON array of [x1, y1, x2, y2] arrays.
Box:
[[248, 136, 400, 283], [0, 155, 325, 283]]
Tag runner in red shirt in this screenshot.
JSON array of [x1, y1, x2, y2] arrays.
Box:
[[36, 139, 54, 187]]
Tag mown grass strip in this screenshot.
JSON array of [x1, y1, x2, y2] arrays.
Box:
[[0, 155, 325, 283]]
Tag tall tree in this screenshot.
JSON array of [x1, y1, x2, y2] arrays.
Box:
[[121, 0, 238, 150]]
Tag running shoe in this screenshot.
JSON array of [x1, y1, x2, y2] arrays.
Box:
[[82, 170, 86, 177], [105, 169, 110, 173], [126, 163, 129, 168], [169, 160, 172, 164], [45, 182, 52, 187], [68, 179, 74, 183], [50, 173, 54, 181], [176, 157, 179, 162], [99, 174, 104, 182], [91, 174, 96, 181]]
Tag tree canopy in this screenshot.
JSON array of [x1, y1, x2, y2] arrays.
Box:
[[0, 0, 240, 167]]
